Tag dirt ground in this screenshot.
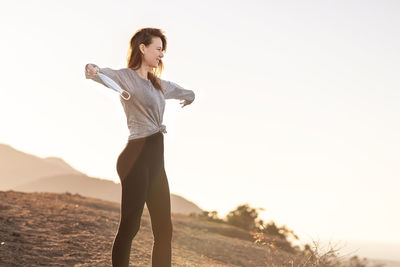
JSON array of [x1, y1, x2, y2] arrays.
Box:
[[0, 190, 276, 267]]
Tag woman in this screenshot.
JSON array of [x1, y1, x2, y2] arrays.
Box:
[[85, 28, 195, 267]]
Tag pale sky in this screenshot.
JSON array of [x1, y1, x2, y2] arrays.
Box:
[[1, 0, 400, 251]]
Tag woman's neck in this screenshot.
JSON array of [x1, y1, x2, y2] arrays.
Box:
[[134, 66, 150, 81]]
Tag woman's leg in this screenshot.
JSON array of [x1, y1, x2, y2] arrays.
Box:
[[112, 139, 150, 267], [146, 134, 173, 267]]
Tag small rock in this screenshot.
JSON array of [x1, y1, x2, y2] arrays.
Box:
[[12, 232, 20, 237]]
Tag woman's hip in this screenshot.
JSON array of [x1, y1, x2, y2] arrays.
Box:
[[116, 131, 164, 180]]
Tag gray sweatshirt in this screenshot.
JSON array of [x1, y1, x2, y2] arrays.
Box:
[[85, 64, 195, 141]]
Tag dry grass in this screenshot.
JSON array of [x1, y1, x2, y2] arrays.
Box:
[[250, 231, 384, 267]]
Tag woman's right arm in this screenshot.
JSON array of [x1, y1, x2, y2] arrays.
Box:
[[84, 63, 122, 88]]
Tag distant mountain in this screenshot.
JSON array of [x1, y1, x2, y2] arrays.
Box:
[[13, 174, 119, 202], [368, 259, 400, 267], [0, 143, 81, 189], [0, 143, 203, 215]]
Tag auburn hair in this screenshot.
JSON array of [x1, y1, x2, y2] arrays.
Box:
[[126, 28, 167, 93]]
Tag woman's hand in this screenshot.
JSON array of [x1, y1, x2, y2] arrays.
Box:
[[179, 99, 193, 108], [86, 64, 99, 77]]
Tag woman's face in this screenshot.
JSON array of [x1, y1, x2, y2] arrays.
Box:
[[141, 37, 164, 69]]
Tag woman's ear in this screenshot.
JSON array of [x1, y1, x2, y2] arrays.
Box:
[[139, 43, 145, 55]]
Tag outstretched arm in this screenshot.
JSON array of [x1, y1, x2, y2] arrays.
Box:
[[161, 79, 195, 108], [84, 63, 122, 89]]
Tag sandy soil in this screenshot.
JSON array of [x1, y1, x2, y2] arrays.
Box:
[[0, 190, 275, 267]]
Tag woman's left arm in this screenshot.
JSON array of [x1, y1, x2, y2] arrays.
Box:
[[161, 79, 195, 107]]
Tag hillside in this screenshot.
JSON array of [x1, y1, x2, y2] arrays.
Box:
[[0, 190, 279, 266], [1, 145, 399, 266]]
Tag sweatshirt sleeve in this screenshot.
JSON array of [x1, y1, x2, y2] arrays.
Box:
[[160, 79, 195, 103], [84, 63, 122, 89]]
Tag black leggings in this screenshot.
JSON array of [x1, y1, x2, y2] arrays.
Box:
[[112, 131, 172, 267]]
